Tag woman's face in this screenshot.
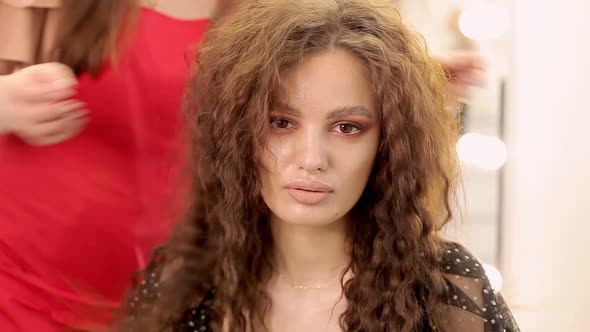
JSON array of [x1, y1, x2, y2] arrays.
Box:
[[260, 48, 380, 227]]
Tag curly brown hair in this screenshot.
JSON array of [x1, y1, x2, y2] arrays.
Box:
[[121, 0, 461, 331]]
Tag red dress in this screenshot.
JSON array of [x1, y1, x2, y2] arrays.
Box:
[[0, 8, 209, 331]]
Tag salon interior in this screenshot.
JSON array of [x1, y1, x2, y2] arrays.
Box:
[[1, 0, 588, 331], [401, 0, 589, 331]]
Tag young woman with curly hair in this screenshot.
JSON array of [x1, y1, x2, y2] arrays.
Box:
[[121, 0, 520, 331]]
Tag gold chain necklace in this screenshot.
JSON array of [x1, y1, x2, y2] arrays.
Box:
[[278, 273, 347, 291]]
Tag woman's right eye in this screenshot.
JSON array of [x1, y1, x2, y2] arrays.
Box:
[[270, 118, 294, 129]]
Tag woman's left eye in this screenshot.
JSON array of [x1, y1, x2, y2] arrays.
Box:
[[333, 123, 361, 135]]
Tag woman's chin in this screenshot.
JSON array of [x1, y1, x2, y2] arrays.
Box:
[[271, 207, 347, 228]]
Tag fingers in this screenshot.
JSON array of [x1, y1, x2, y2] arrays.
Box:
[[14, 63, 78, 102], [4, 63, 88, 145], [23, 81, 78, 103], [454, 52, 488, 70], [34, 110, 87, 137], [37, 86, 78, 103], [451, 68, 487, 88], [32, 121, 87, 146], [20, 112, 88, 146], [24, 62, 77, 85], [33, 100, 87, 123], [449, 67, 487, 101], [438, 51, 488, 75]]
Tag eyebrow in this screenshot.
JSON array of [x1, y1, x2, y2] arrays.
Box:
[[275, 104, 373, 119]]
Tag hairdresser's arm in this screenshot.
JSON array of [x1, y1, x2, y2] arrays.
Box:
[[0, 62, 88, 145], [434, 51, 487, 101]]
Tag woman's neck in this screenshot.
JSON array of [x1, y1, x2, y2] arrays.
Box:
[[270, 217, 350, 287]]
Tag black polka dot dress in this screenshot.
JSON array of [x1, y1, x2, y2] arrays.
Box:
[[126, 242, 520, 332]]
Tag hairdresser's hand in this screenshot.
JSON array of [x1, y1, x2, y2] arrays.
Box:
[[435, 51, 487, 101], [0, 62, 88, 146]]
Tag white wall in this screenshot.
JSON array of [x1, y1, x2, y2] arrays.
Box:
[[502, 0, 590, 330]]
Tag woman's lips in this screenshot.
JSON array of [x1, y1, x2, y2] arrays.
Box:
[[286, 188, 331, 205], [285, 180, 333, 205]]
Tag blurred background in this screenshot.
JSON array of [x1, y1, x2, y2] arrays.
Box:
[[399, 0, 590, 331]]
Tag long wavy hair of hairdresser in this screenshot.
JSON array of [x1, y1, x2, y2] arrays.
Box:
[[122, 0, 460, 331], [51, 0, 236, 75], [49, 0, 137, 75]]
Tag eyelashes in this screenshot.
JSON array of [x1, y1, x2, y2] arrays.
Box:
[[269, 117, 295, 129], [269, 116, 363, 136], [334, 123, 361, 135]]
